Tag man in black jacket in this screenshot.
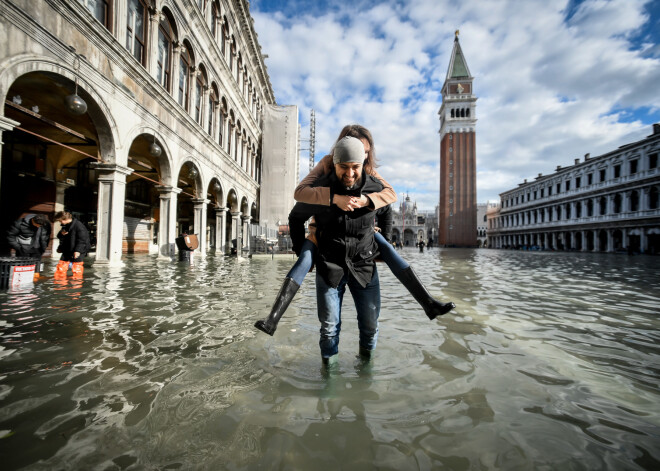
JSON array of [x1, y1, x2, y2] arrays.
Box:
[[54, 211, 91, 279], [6, 214, 50, 274], [289, 136, 390, 364]]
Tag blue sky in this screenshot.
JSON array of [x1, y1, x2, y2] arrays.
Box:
[[251, 0, 660, 209]]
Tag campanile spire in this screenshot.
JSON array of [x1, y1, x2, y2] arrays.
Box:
[[438, 32, 477, 247]]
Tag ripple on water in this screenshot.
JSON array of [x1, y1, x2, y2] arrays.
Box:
[[1, 251, 659, 469]]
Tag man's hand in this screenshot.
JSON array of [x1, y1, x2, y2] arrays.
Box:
[[333, 195, 371, 211], [74, 251, 80, 259]]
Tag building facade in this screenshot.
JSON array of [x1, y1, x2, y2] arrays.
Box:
[[438, 31, 477, 247], [0, 0, 295, 265], [390, 195, 438, 247], [487, 124, 660, 254]]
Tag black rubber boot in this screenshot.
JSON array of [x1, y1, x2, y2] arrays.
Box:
[[254, 277, 300, 336], [395, 266, 455, 320]]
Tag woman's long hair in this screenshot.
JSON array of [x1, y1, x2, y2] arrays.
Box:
[[334, 124, 377, 175]]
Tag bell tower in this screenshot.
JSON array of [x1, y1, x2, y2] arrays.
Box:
[[438, 31, 477, 247]]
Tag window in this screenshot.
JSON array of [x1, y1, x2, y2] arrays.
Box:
[[126, 0, 147, 65], [80, 0, 111, 30], [565, 180, 570, 191], [650, 187, 659, 210], [630, 191, 639, 212], [195, 74, 204, 123], [613, 194, 622, 213], [541, 188, 544, 198], [599, 168, 606, 182], [218, 103, 225, 146], [157, 15, 174, 91], [556, 183, 561, 194], [629, 159, 638, 175], [587, 199, 593, 217], [211, 2, 220, 39], [650, 153, 658, 169], [576, 202, 582, 218], [575, 177, 581, 188], [179, 47, 192, 109], [534, 190, 537, 200], [599, 196, 607, 215], [548, 186, 552, 196], [614, 164, 621, 178], [587, 173, 593, 185], [208, 89, 217, 136]]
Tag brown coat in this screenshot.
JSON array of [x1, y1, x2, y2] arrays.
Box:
[[293, 154, 396, 209]]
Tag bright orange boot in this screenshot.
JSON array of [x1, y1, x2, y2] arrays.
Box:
[[71, 262, 84, 279], [54, 260, 69, 279]]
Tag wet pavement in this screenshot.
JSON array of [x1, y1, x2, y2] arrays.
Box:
[[1, 249, 659, 470]]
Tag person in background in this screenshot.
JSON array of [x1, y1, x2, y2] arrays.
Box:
[[6, 214, 50, 276], [54, 211, 90, 279]]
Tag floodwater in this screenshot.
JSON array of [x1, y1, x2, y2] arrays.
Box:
[[1, 249, 659, 470]]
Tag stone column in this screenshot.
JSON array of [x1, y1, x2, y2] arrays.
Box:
[[594, 230, 601, 252], [171, 44, 182, 100], [192, 198, 209, 256], [157, 186, 182, 258], [242, 215, 251, 253], [93, 163, 134, 265], [215, 207, 227, 254], [51, 181, 71, 255], [147, 11, 161, 79], [0, 116, 20, 204], [581, 231, 587, 252], [606, 229, 614, 252], [551, 232, 557, 250], [231, 211, 242, 255], [640, 228, 648, 254]]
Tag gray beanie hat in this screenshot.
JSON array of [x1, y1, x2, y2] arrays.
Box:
[[333, 136, 365, 165]]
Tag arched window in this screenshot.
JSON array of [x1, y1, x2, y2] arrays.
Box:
[[126, 0, 147, 65], [451, 109, 455, 118], [82, 0, 112, 30], [210, 2, 220, 39], [587, 199, 593, 217], [219, 98, 227, 147], [208, 85, 218, 136], [221, 18, 229, 61], [178, 45, 193, 109], [157, 13, 174, 91], [195, 68, 206, 124], [466, 108, 470, 117], [236, 53, 243, 84]]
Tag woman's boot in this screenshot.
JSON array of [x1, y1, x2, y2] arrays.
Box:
[[395, 266, 455, 320], [254, 277, 300, 336]]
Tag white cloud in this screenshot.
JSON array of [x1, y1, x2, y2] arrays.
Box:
[[253, 0, 660, 207]]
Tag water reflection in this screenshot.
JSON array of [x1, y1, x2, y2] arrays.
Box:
[[0, 250, 659, 469]]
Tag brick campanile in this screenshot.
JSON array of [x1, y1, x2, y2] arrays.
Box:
[[438, 31, 477, 247]]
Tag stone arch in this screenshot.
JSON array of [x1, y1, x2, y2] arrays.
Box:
[[0, 56, 119, 164], [1, 62, 119, 253]]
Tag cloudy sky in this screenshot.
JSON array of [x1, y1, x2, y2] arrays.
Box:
[[250, 0, 660, 210]]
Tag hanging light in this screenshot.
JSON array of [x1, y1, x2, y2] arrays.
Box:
[[149, 133, 162, 157], [213, 181, 221, 193], [65, 54, 87, 116], [188, 166, 198, 179]]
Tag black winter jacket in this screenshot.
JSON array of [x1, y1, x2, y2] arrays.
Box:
[[289, 171, 392, 288], [6, 215, 50, 256], [57, 218, 91, 256]]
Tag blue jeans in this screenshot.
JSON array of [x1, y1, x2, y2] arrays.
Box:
[[315, 265, 381, 358], [287, 232, 408, 285]]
